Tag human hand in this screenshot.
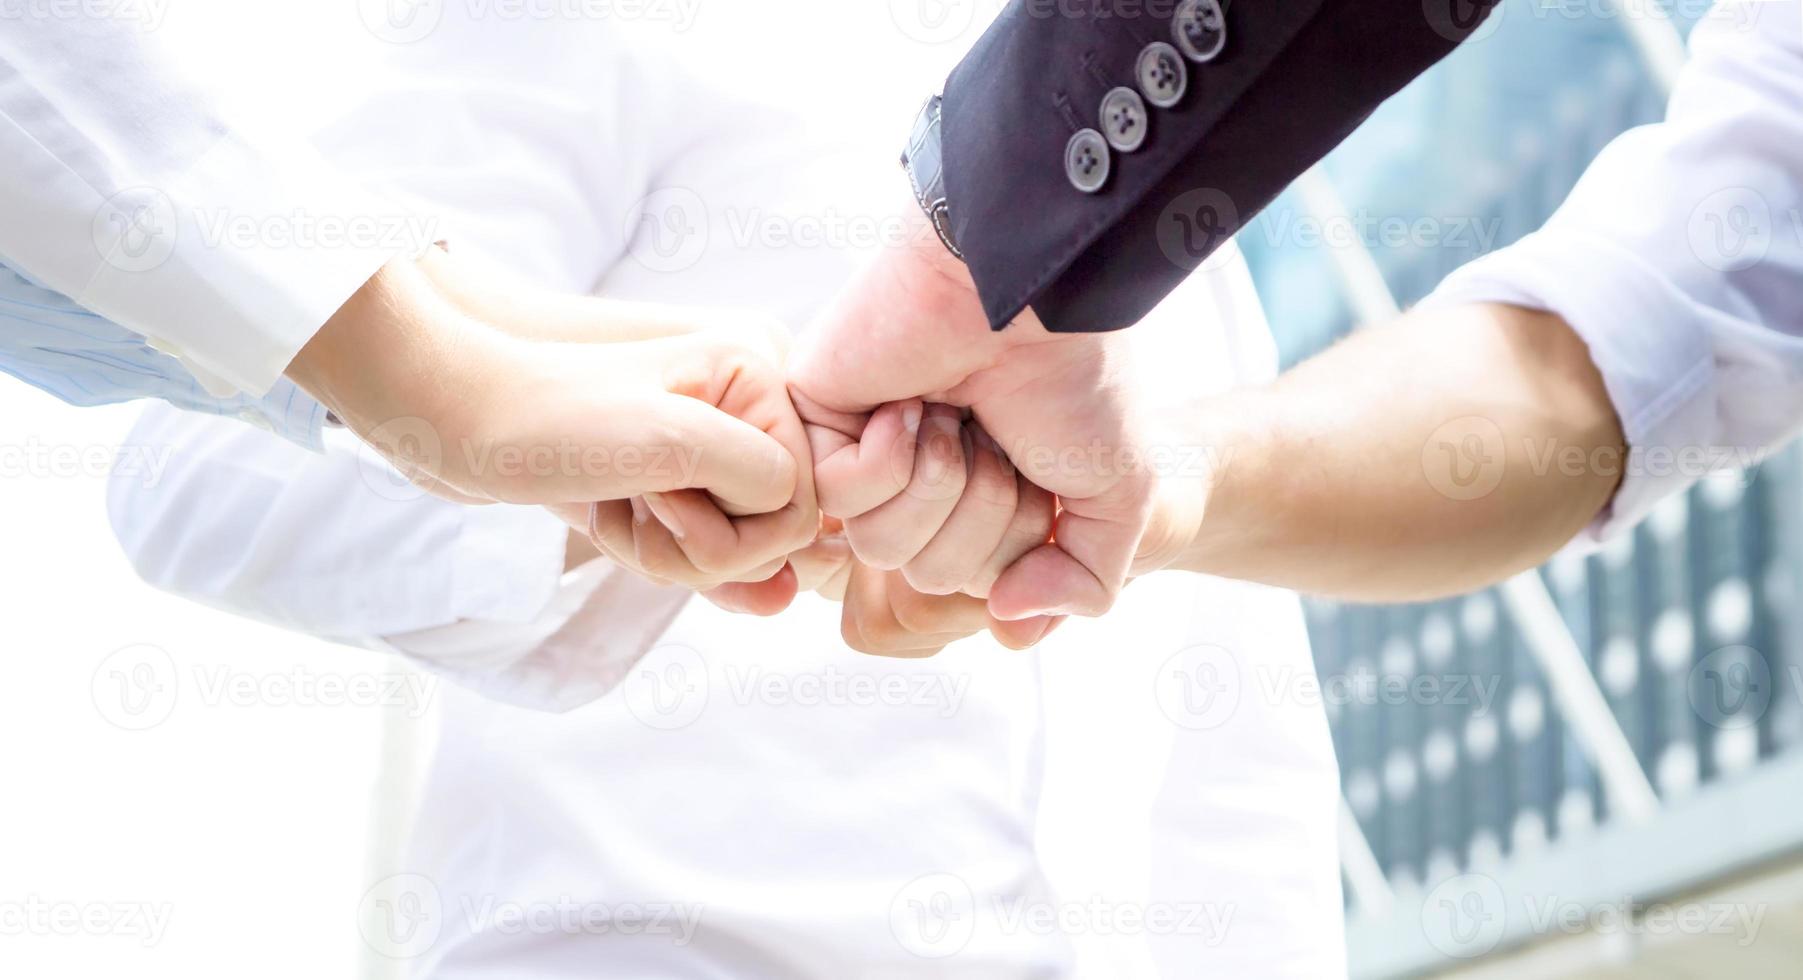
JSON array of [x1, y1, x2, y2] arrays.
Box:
[[705, 517, 1058, 656], [531, 321, 819, 597], [777, 443, 1205, 654], [787, 199, 1155, 622], [290, 254, 814, 532], [826, 464, 1206, 656], [824, 403, 1058, 600]]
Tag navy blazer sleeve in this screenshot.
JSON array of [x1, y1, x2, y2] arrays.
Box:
[[940, 0, 1500, 333]]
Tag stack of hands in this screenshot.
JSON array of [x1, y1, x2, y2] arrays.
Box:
[[291, 207, 1206, 658]]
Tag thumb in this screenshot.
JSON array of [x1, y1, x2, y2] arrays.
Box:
[[797, 396, 925, 520], [986, 474, 1153, 620], [644, 396, 800, 515]]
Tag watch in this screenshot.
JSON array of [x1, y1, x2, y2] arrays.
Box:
[[900, 95, 964, 261]]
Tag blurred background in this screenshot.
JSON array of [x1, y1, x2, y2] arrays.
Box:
[[2, 0, 1798, 978], [1243, 1, 1803, 976]]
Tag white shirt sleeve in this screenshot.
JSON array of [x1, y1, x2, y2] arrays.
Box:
[[0, 15, 405, 398], [108, 402, 688, 711], [1422, 0, 1803, 540]]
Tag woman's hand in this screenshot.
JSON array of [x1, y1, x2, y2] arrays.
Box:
[[291, 254, 811, 517], [535, 324, 820, 595]]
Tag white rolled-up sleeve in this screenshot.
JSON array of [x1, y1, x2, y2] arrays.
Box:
[[1423, 0, 1803, 540], [0, 15, 405, 399], [109, 402, 686, 711]]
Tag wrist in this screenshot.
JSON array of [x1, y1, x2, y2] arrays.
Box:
[[1132, 393, 1271, 577], [286, 254, 485, 439], [1131, 416, 1215, 577]]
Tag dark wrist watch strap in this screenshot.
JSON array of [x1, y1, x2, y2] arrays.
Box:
[[900, 95, 963, 261]]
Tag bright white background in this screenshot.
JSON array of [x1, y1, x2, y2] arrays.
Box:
[[0, 1, 1004, 977]]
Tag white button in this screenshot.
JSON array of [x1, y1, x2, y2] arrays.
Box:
[[1174, 0, 1227, 63], [1065, 129, 1111, 194], [1136, 41, 1189, 108], [1100, 86, 1149, 153]]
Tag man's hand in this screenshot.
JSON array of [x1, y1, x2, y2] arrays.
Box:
[[788, 200, 1155, 621], [705, 518, 1058, 655], [1120, 304, 1626, 602], [828, 404, 1056, 597]]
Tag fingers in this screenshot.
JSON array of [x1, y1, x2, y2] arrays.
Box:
[[898, 427, 1020, 595], [787, 526, 854, 596], [837, 414, 1055, 602], [583, 331, 821, 588], [801, 396, 923, 520], [632, 487, 818, 585], [570, 488, 817, 591], [702, 563, 801, 617], [704, 332, 815, 519], [965, 474, 1056, 599], [989, 614, 1064, 650], [842, 404, 967, 569], [840, 564, 988, 658], [986, 471, 1155, 620], [645, 396, 800, 515], [838, 564, 1063, 657], [561, 331, 809, 515]]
